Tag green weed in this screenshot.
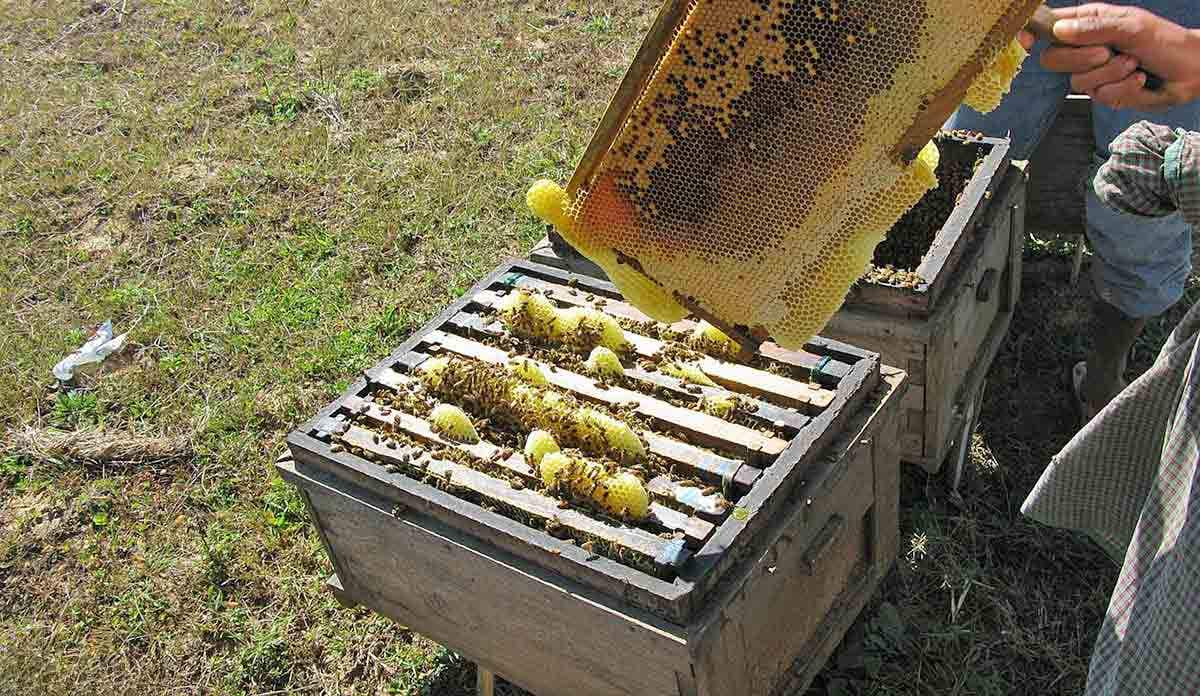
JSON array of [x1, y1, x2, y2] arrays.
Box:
[[262, 476, 307, 532], [0, 455, 30, 486], [583, 15, 614, 35], [198, 521, 239, 594], [232, 621, 291, 692], [51, 391, 102, 429], [347, 67, 384, 92]]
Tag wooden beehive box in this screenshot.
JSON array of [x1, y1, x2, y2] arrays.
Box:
[[280, 259, 908, 696], [534, 131, 1027, 473]]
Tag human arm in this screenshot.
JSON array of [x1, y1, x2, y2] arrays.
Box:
[[1037, 3, 1200, 111], [1094, 122, 1200, 228]]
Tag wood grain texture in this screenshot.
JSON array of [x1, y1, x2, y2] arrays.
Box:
[[420, 329, 791, 461], [374, 363, 762, 494], [284, 256, 904, 642], [688, 368, 907, 696], [505, 257, 859, 386], [281, 366, 908, 696], [923, 165, 1023, 468], [284, 460, 692, 696], [285, 430, 693, 622], [337, 424, 682, 572], [680, 351, 883, 605], [444, 309, 813, 431], [918, 137, 1013, 312], [468, 290, 837, 412], [506, 273, 854, 383]]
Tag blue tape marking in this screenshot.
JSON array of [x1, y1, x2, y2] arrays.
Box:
[[655, 538, 690, 568]]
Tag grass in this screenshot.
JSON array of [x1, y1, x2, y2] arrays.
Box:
[[1, 2, 1195, 695]]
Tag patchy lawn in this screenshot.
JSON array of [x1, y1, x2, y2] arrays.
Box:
[[2, 2, 1196, 695]]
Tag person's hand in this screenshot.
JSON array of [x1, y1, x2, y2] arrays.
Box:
[[1039, 3, 1200, 111]]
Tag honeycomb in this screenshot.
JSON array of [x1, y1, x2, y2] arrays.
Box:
[[529, 0, 1039, 349]]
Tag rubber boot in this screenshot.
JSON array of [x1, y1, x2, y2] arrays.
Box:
[[1080, 298, 1146, 418]]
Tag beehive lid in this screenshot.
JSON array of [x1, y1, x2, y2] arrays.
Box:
[[286, 260, 890, 624]]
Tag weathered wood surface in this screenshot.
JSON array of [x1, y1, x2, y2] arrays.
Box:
[[283, 459, 693, 696], [285, 256, 900, 637], [508, 258, 855, 386], [470, 290, 837, 412], [444, 309, 813, 432], [917, 136, 1012, 312], [923, 163, 1026, 469], [419, 328, 792, 461], [692, 367, 907, 696], [337, 424, 684, 572], [287, 429, 694, 622], [344, 395, 717, 547], [680, 349, 883, 605], [372, 364, 760, 493]]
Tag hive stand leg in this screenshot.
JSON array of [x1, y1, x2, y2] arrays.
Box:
[[476, 667, 496, 696], [945, 380, 984, 507], [1070, 235, 1086, 286]]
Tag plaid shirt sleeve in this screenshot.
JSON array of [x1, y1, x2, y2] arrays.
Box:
[[1093, 121, 1200, 229]]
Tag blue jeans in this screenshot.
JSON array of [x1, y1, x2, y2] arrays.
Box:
[[945, 0, 1200, 318]]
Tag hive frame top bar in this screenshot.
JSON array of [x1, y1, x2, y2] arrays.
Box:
[[568, 0, 692, 197]]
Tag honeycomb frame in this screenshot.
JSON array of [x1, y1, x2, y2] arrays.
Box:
[[553, 0, 1042, 350]]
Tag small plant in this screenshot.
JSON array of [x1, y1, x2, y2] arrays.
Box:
[[233, 623, 291, 691], [51, 391, 101, 429], [346, 67, 383, 92], [0, 455, 30, 486], [198, 522, 238, 593], [262, 477, 308, 532], [369, 306, 412, 340], [583, 14, 613, 35]]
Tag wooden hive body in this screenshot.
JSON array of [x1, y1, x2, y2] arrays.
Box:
[[280, 260, 908, 695]]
